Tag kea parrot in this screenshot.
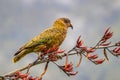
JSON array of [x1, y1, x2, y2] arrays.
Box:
[[12, 17, 73, 63]]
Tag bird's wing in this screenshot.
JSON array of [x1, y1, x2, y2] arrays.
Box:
[[14, 27, 57, 56]]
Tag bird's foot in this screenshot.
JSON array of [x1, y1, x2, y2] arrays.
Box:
[[38, 52, 45, 60]]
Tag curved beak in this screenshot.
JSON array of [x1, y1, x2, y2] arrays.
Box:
[[69, 23, 73, 29], [70, 25, 73, 29]]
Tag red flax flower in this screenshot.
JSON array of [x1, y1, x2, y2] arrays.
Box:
[[76, 36, 83, 48], [85, 47, 96, 53], [13, 71, 42, 80], [79, 46, 96, 59], [79, 46, 95, 53], [28, 76, 38, 80], [54, 49, 65, 54], [93, 59, 105, 64], [101, 27, 113, 43], [62, 53, 73, 72], [14, 71, 28, 80], [48, 49, 65, 61], [101, 42, 111, 46], [61, 62, 78, 76], [68, 71, 78, 76], [63, 62, 73, 72], [87, 53, 98, 59], [60, 53, 78, 76], [112, 47, 120, 56], [46, 45, 58, 54], [44, 45, 65, 61]]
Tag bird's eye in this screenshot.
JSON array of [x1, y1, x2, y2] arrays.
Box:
[[64, 20, 69, 23]]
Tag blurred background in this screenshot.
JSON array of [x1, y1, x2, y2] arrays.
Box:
[[0, 0, 120, 80]]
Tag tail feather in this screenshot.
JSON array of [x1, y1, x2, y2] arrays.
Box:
[[12, 55, 21, 63], [12, 49, 31, 63], [14, 50, 22, 56]]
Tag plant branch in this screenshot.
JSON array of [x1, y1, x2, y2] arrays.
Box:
[[1, 27, 120, 80], [3, 43, 117, 77]]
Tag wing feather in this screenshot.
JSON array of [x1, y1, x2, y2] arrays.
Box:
[[15, 27, 57, 54]]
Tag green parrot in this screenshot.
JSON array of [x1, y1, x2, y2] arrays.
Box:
[[12, 18, 73, 63]]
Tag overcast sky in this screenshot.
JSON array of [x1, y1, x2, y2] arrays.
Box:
[[0, 0, 120, 80]]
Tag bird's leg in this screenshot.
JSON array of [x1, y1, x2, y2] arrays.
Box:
[[38, 52, 44, 60], [39, 61, 49, 79]]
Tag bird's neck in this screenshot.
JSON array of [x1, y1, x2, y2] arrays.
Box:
[[53, 21, 68, 30], [53, 25, 68, 34]]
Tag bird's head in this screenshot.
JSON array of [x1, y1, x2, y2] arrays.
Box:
[[53, 18, 73, 29]]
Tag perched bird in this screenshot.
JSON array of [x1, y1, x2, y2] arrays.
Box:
[[12, 18, 73, 63]]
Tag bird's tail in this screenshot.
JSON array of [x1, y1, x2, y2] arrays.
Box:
[[12, 49, 31, 63]]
